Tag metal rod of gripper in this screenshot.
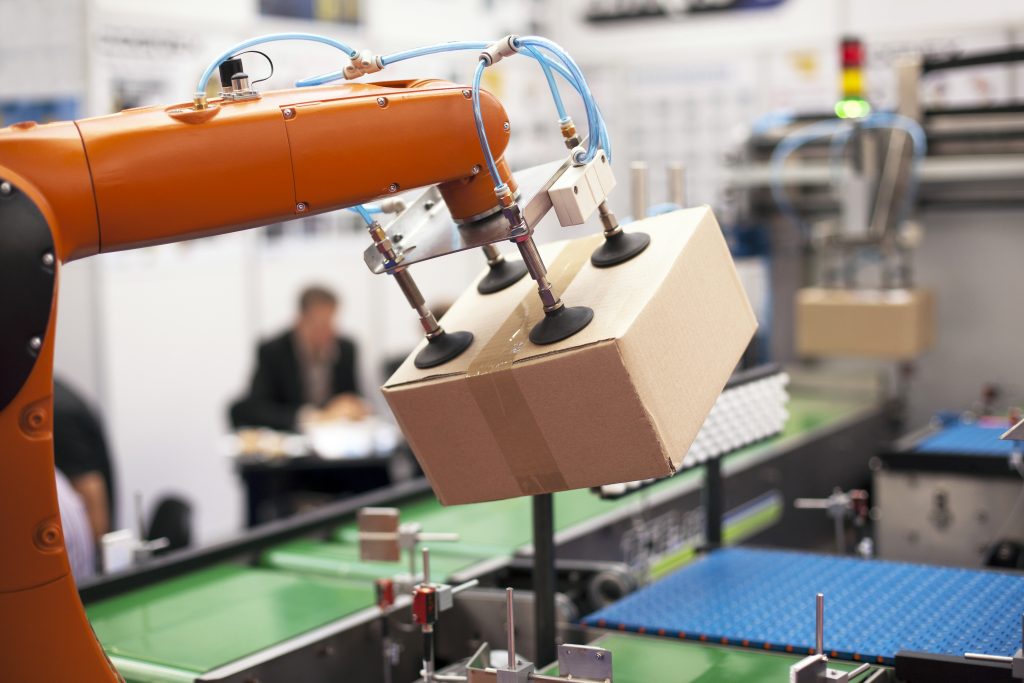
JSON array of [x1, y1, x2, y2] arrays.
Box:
[[517, 236, 560, 313], [630, 162, 649, 221], [422, 547, 431, 585], [482, 243, 505, 266], [667, 162, 686, 207], [506, 587, 516, 669], [393, 269, 443, 339], [816, 593, 824, 655]]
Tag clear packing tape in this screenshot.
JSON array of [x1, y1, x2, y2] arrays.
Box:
[[464, 234, 602, 496]]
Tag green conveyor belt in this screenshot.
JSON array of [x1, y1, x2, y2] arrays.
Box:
[[88, 392, 872, 681], [540, 633, 866, 682], [88, 565, 373, 677]]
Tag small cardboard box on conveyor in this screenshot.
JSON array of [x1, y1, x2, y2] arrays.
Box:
[[795, 287, 934, 360], [384, 207, 758, 505]]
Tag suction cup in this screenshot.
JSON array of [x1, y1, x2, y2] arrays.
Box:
[[529, 305, 594, 345], [477, 259, 529, 294], [414, 330, 474, 369], [590, 230, 651, 268]]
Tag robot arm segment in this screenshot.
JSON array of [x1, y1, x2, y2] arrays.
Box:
[[0, 79, 514, 261]]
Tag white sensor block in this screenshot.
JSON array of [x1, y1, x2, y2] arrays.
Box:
[[548, 151, 616, 226]]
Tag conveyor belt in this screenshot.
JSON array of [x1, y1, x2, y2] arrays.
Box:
[[86, 392, 874, 681], [583, 547, 1024, 665], [87, 565, 373, 674], [914, 422, 1018, 457], [539, 633, 863, 682]]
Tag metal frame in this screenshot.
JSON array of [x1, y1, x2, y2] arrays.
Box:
[[362, 159, 569, 274]]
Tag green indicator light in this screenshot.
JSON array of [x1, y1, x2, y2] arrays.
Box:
[[835, 97, 872, 119]]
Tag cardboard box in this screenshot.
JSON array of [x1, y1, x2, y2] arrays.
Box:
[[795, 287, 934, 360], [383, 207, 757, 505]]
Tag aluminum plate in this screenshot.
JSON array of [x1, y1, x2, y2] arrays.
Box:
[[363, 157, 570, 274]]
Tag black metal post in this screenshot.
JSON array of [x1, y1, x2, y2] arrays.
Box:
[[703, 458, 723, 549], [532, 493, 556, 666]]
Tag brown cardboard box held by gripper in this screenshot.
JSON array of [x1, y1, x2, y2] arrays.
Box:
[[795, 287, 934, 360], [383, 207, 758, 506]]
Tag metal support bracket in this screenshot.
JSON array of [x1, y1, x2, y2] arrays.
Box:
[[363, 158, 571, 275]]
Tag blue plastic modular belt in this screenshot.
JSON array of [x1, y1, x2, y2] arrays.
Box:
[[583, 548, 1024, 665], [914, 423, 1017, 457]]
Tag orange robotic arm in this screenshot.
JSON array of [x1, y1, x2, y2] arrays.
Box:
[[0, 78, 515, 259], [0, 78, 515, 682]]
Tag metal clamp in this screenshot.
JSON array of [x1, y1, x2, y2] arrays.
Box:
[[794, 488, 869, 555], [789, 594, 875, 683], [413, 547, 479, 683], [357, 507, 459, 585], [465, 587, 612, 683]]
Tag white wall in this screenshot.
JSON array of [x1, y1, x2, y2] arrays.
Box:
[[0, 0, 87, 100], [94, 236, 255, 542], [910, 210, 1024, 424], [55, 261, 104, 407]]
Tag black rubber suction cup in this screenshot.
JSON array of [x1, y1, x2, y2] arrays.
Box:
[[529, 305, 594, 345], [477, 259, 529, 294], [414, 330, 474, 369], [590, 230, 651, 268]]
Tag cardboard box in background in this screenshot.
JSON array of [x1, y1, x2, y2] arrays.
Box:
[[383, 207, 758, 505], [795, 288, 935, 360]]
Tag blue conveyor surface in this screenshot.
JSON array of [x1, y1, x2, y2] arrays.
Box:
[[584, 548, 1024, 664], [914, 422, 1017, 457]]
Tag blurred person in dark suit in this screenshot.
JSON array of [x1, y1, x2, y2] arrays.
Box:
[[231, 285, 367, 432]]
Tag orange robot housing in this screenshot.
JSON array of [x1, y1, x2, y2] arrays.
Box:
[[0, 78, 515, 681]]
